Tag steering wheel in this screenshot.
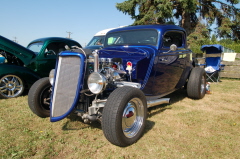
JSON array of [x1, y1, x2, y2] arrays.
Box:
[[47, 50, 56, 55]]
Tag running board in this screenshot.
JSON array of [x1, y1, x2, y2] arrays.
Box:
[[147, 98, 170, 108]]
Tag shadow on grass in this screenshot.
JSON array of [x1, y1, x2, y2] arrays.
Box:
[[148, 88, 187, 115], [62, 113, 102, 131], [144, 88, 188, 133], [165, 88, 188, 104], [62, 88, 188, 132]]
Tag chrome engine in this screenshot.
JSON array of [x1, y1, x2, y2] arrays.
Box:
[[79, 50, 141, 123]]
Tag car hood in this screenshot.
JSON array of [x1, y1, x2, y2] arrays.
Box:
[[0, 35, 35, 65]]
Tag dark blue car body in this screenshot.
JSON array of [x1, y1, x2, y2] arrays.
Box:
[[98, 25, 192, 96], [29, 25, 205, 147]]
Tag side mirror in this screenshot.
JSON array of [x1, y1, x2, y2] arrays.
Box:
[[45, 50, 56, 55], [163, 44, 178, 54]]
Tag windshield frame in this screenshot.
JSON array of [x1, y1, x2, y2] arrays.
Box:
[[27, 42, 44, 55]]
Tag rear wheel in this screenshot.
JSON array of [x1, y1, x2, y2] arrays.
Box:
[[187, 67, 206, 99], [28, 77, 51, 118], [102, 86, 147, 147], [0, 74, 24, 98]]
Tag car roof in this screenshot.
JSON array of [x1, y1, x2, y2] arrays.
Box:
[[28, 37, 80, 45], [107, 24, 186, 34], [94, 26, 127, 36]]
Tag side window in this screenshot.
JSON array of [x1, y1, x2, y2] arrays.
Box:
[[163, 32, 183, 47], [107, 36, 124, 45], [45, 42, 67, 55]]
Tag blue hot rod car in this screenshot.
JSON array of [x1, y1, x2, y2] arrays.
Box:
[[28, 25, 206, 147]]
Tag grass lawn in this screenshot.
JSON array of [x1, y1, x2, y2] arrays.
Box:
[[0, 79, 239, 159]]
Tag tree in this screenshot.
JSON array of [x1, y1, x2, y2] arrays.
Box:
[[187, 20, 210, 47], [116, 0, 240, 39]]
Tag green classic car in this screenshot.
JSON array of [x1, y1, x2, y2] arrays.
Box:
[[0, 35, 81, 98]]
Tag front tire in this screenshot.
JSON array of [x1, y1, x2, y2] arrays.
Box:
[[187, 67, 206, 99], [28, 77, 51, 118], [102, 86, 147, 147]]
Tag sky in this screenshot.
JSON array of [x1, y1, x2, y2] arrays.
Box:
[[0, 0, 134, 47]]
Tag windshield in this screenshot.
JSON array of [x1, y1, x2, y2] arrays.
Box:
[[87, 36, 104, 46], [27, 42, 43, 55], [104, 29, 158, 47]]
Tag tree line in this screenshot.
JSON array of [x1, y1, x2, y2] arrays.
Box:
[[116, 0, 240, 53]]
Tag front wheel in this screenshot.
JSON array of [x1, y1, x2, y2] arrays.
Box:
[[102, 86, 147, 147], [28, 77, 51, 118], [187, 67, 206, 99], [0, 74, 25, 99]]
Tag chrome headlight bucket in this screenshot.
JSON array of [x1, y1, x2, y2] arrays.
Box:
[[87, 72, 107, 94], [49, 69, 55, 85]]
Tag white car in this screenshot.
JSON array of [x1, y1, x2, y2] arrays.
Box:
[[85, 26, 125, 50]]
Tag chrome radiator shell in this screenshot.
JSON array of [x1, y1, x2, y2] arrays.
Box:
[[50, 52, 86, 122]]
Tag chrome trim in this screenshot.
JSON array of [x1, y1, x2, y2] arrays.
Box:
[[115, 81, 141, 89], [89, 99, 107, 115], [51, 56, 81, 117], [92, 50, 99, 72], [200, 75, 205, 94], [147, 98, 170, 108]]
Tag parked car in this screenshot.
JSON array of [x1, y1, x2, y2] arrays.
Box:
[[85, 26, 126, 50], [0, 35, 81, 98], [28, 25, 206, 147]]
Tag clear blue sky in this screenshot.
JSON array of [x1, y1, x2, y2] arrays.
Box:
[[0, 0, 134, 47]]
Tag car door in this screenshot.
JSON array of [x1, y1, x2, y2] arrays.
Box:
[[151, 31, 188, 96]]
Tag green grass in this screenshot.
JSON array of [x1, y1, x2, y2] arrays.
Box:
[[1, 79, 240, 159]]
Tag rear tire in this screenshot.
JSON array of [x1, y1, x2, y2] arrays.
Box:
[[28, 77, 51, 118], [187, 67, 206, 99], [102, 86, 147, 147]]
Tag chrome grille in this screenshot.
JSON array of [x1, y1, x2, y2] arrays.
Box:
[[51, 56, 81, 117]]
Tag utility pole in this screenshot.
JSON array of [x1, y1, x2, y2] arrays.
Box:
[[13, 37, 18, 43], [66, 31, 72, 39]]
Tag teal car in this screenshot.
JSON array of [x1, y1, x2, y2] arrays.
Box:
[[0, 35, 81, 98]]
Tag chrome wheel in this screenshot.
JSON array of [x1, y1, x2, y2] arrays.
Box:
[[122, 98, 144, 138], [200, 75, 205, 94], [0, 75, 24, 98], [102, 86, 147, 147]]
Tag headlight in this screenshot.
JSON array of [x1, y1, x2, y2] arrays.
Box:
[[88, 72, 106, 94], [49, 69, 55, 85]]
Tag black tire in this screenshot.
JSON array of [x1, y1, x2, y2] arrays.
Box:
[[102, 86, 147, 147], [28, 77, 51, 118], [0, 74, 25, 99], [187, 67, 206, 99]]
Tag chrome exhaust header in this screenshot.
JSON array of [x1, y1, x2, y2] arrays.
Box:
[[92, 50, 99, 72], [147, 98, 170, 108]]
